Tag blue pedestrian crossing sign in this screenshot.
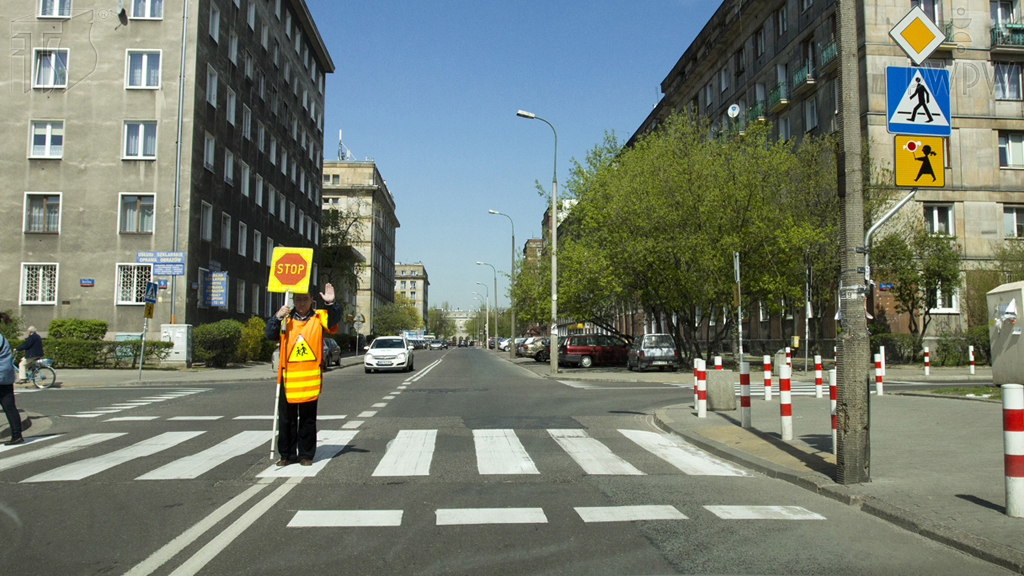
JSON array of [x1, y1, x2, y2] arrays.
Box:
[[144, 282, 158, 304], [886, 66, 950, 136]]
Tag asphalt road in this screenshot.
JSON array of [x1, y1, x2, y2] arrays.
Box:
[[0, 348, 1011, 575]]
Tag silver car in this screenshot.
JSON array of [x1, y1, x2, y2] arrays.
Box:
[[627, 333, 679, 372]]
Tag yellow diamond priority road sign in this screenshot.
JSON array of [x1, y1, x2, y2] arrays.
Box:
[[889, 6, 945, 65], [894, 135, 945, 188]]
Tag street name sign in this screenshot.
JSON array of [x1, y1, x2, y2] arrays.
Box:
[[894, 135, 945, 187], [268, 247, 314, 293], [886, 66, 950, 136], [889, 6, 945, 65]]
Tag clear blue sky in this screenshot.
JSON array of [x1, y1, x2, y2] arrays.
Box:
[[305, 0, 721, 313]]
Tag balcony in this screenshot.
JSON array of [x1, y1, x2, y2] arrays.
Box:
[[746, 100, 767, 123], [791, 61, 816, 95], [992, 24, 1024, 52], [820, 41, 838, 73], [934, 20, 960, 52], [768, 82, 790, 113]]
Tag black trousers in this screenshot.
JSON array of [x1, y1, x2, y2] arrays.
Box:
[[277, 385, 317, 461], [0, 385, 22, 440]]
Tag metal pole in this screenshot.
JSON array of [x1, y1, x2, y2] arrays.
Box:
[[805, 261, 810, 373], [138, 317, 148, 382], [734, 251, 743, 365], [170, 0, 190, 325]]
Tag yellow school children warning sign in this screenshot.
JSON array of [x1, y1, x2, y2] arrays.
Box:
[[288, 335, 318, 362], [894, 135, 944, 187], [268, 247, 314, 293]]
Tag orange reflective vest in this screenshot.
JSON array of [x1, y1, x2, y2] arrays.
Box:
[[278, 309, 337, 403]]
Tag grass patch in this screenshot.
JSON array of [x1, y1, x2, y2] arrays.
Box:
[[926, 386, 1002, 400]]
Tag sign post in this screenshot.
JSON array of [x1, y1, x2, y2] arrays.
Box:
[[139, 282, 158, 382]]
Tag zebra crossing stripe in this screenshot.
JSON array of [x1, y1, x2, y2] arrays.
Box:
[[474, 429, 539, 475], [575, 505, 687, 522], [342, 420, 363, 429], [169, 417, 223, 421], [0, 433, 124, 472], [372, 430, 436, 476], [137, 431, 270, 480], [106, 417, 159, 422], [288, 510, 404, 527], [436, 508, 547, 525], [0, 434, 59, 455], [257, 430, 359, 478], [547, 429, 644, 475], [357, 411, 377, 418], [618, 430, 751, 477], [704, 505, 825, 520], [21, 432, 203, 482]]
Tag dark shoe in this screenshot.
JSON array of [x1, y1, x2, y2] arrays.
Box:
[[299, 459, 313, 466], [275, 458, 297, 467], [4, 437, 24, 446]]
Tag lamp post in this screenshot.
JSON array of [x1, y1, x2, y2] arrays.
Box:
[[517, 109, 558, 375], [475, 283, 489, 349], [477, 262, 498, 349], [489, 210, 516, 360]]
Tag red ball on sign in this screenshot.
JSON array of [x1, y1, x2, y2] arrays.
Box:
[[906, 141, 917, 152]]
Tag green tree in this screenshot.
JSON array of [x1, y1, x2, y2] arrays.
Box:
[[319, 203, 365, 316], [373, 293, 421, 335], [427, 302, 457, 340]]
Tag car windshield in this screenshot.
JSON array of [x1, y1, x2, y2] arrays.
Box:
[[431, 340, 442, 344], [646, 335, 675, 348], [371, 339, 405, 349]]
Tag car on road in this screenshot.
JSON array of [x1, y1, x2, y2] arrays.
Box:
[[557, 334, 629, 368], [627, 333, 679, 372], [457, 339, 468, 347], [363, 336, 415, 373], [429, 339, 443, 350]]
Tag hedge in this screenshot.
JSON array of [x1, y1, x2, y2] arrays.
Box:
[[48, 318, 107, 340], [194, 319, 245, 367], [18, 338, 173, 368]]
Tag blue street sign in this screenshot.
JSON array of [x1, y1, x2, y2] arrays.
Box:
[[80, 279, 94, 287], [144, 282, 158, 304], [153, 263, 185, 276], [208, 272, 228, 307], [136, 251, 185, 264], [157, 279, 168, 289], [886, 66, 950, 136]]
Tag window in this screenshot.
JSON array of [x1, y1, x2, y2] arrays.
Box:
[[39, 0, 71, 17], [116, 264, 152, 305], [778, 114, 790, 140], [704, 82, 713, 109], [255, 175, 264, 206], [289, 201, 296, 228], [269, 137, 277, 164], [1005, 206, 1024, 238], [912, 0, 937, 22], [278, 193, 286, 222], [802, 0, 812, 11], [268, 185, 276, 215], [410, 291, 416, 300], [238, 222, 247, 256], [999, 131, 1024, 167], [34, 49, 68, 88], [228, 32, 238, 65], [275, 0, 281, 19], [236, 280, 246, 313], [258, 71, 265, 98], [261, 21, 269, 49], [776, 5, 788, 36], [126, 51, 160, 88], [206, 66, 218, 106], [204, 132, 215, 170], [119, 194, 154, 233], [927, 282, 958, 313], [239, 162, 250, 197], [266, 237, 274, 265], [285, 11, 291, 33], [226, 88, 236, 124], [253, 284, 260, 316], [996, 63, 1021, 100], [131, 0, 162, 19], [719, 68, 728, 93], [21, 264, 57, 305], [756, 27, 765, 57], [221, 213, 231, 249], [254, 230, 262, 262], [224, 149, 234, 184], [124, 121, 157, 159], [298, 210, 305, 235], [209, 5, 220, 41], [242, 105, 251, 139], [24, 193, 60, 233], [197, 267, 210, 308], [30, 121, 63, 158], [400, 280, 407, 289], [924, 204, 954, 235], [411, 281, 417, 289], [201, 202, 213, 241], [245, 51, 253, 78], [257, 122, 265, 150], [247, 3, 255, 29], [805, 97, 818, 130]]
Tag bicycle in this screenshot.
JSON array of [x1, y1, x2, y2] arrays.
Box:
[[12, 358, 56, 389]]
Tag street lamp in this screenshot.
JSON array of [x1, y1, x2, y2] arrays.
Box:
[[516, 109, 558, 375], [489, 210, 516, 360], [477, 262, 498, 349], [475, 283, 489, 349]]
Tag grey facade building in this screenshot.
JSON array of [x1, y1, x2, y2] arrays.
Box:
[[395, 261, 428, 324], [0, 0, 333, 336]]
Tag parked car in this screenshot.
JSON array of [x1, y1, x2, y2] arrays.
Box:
[[535, 337, 563, 363], [272, 338, 342, 371], [557, 334, 629, 368], [497, 338, 512, 351], [627, 333, 679, 372], [429, 339, 443, 350], [519, 337, 546, 359], [363, 336, 415, 373]]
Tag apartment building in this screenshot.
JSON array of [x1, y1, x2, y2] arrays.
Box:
[[322, 160, 399, 337], [629, 0, 1024, 343], [0, 0, 333, 335], [395, 262, 429, 324]]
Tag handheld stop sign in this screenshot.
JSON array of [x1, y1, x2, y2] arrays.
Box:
[[268, 247, 314, 293]]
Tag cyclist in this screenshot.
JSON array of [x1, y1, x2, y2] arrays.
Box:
[[15, 326, 42, 384], [0, 333, 23, 445]]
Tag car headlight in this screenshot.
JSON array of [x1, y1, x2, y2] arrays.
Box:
[[396, 353, 406, 362], [364, 353, 374, 362]]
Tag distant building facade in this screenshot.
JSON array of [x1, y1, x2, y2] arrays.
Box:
[[395, 262, 428, 325]]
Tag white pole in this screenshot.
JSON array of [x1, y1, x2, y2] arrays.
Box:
[[779, 364, 793, 441], [969, 345, 975, 375], [874, 353, 884, 396], [1003, 384, 1023, 518], [763, 355, 772, 401], [137, 317, 148, 382], [880, 345, 886, 377], [270, 290, 291, 460], [814, 355, 823, 399], [924, 346, 930, 376]]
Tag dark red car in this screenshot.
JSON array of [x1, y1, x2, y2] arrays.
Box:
[[557, 334, 629, 368]]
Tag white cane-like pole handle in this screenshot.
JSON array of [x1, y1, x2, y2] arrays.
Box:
[[269, 290, 291, 460]]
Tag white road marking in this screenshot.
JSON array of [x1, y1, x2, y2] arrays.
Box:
[[288, 510, 404, 527], [473, 429, 539, 474], [397, 386, 408, 390], [559, 380, 597, 389], [371, 403, 387, 408], [618, 429, 751, 476], [168, 416, 223, 421], [0, 434, 124, 472], [372, 430, 436, 476], [0, 434, 59, 454], [704, 505, 826, 520], [383, 396, 395, 400], [390, 391, 402, 395], [548, 429, 644, 475], [436, 508, 547, 525], [233, 416, 274, 420], [21, 432, 204, 483], [137, 431, 270, 480], [317, 415, 348, 420], [105, 417, 159, 422], [63, 414, 102, 418], [575, 505, 687, 522], [357, 411, 377, 418], [256, 430, 359, 478], [342, 421, 363, 429]]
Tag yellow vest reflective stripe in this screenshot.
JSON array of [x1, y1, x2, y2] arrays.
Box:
[[278, 309, 334, 403]]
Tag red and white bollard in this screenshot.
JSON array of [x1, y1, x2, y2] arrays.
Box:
[[924, 347, 930, 376], [714, 356, 722, 370], [969, 345, 975, 375], [740, 362, 751, 429], [693, 358, 699, 408], [785, 347, 791, 367], [814, 355, 823, 399], [833, 346, 837, 365], [763, 355, 772, 401], [779, 364, 793, 441], [880, 345, 886, 377], [874, 353, 884, 396], [829, 369, 837, 456], [696, 358, 707, 418], [1003, 384, 1023, 518]]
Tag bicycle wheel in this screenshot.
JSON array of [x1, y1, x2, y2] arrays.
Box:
[[32, 367, 56, 389]]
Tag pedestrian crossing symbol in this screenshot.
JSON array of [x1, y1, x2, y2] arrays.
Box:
[[288, 336, 318, 363], [886, 66, 950, 136]]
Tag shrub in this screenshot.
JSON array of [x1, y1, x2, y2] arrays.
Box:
[[48, 318, 108, 340], [870, 333, 917, 364], [935, 331, 968, 367], [104, 340, 173, 368], [46, 339, 107, 368], [966, 324, 991, 365], [236, 317, 275, 363], [193, 320, 244, 367], [0, 310, 22, 340]]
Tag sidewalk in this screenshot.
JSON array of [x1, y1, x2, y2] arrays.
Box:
[[497, 350, 1023, 574]]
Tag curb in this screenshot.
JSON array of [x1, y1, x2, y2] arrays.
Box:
[[893, 391, 1002, 404], [652, 406, 1024, 574]]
